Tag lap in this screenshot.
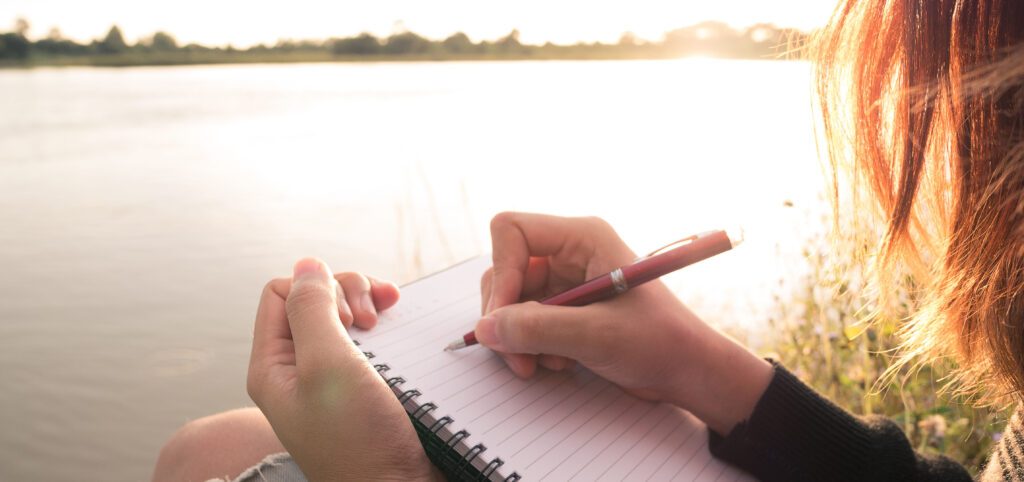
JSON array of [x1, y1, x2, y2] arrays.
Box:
[[153, 407, 297, 482], [207, 452, 306, 482]]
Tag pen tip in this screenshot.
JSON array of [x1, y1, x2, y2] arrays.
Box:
[[725, 227, 745, 248], [444, 339, 467, 352]]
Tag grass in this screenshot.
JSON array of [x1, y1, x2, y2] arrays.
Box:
[[763, 219, 1009, 475]]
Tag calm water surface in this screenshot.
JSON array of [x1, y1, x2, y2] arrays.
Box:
[[0, 60, 822, 481]]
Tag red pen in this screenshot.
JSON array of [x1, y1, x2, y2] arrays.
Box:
[[443, 228, 743, 351]]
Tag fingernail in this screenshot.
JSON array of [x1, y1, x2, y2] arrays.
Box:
[[293, 258, 322, 280], [361, 291, 376, 316], [475, 316, 502, 350]]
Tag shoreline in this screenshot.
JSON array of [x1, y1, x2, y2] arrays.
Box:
[[0, 52, 794, 69]]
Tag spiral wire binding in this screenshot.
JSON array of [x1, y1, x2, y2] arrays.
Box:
[[412, 402, 437, 419], [481, 457, 504, 478], [429, 415, 454, 434], [446, 430, 470, 447], [458, 443, 487, 473], [386, 376, 405, 387], [399, 389, 422, 404], [354, 339, 520, 481]]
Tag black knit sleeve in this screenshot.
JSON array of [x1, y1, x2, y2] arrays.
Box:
[[707, 360, 971, 482]]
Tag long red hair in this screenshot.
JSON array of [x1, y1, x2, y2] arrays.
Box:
[[815, 0, 1024, 403]]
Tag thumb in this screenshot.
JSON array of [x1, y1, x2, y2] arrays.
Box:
[[286, 258, 351, 368], [474, 301, 605, 362]]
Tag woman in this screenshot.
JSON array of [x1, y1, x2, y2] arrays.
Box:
[[153, 0, 1024, 480]]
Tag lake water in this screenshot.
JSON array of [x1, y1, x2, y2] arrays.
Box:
[[0, 60, 824, 481]]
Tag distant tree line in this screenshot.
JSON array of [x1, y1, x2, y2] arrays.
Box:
[[0, 18, 809, 65]]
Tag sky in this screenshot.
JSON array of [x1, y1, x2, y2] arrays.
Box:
[[2, 0, 840, 47]]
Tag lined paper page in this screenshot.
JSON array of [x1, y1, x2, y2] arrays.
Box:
[[355, 256, 755, 481]]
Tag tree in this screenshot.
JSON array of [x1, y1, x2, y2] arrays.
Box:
[[14, 18, 30, 38], [663, 21, 743, 57], [0, 33, 30, 59], [691, 20, 734, 40], [442, 32, 474, 54], [742, 23, 784, 59], [745, 23, 781, 44], [47, 27, 63, 41], [383, 31, 431, 55], [99, 25, 128, 53], [151, 31, 177, 51], [331, 33, 380, 55], [496, 29, 522, 53]]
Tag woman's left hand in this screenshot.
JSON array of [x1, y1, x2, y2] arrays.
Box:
[[246, 257, 439, 481]]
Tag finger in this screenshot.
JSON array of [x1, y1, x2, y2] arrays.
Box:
[[521, 256, 550, 300], [366, 275, 400, 312], [336, 272, 377, 329], [484, 260, 550, 314], [488, 212, 563, 312], [498, 352, 538, 378], [538, 354, 571, 371], [286, 258, 354, 369], [488, 212, 599, 312], [475, 301, 609, 363], [480, 268, 493, 315], [484, 257, 557, 309], [331, 273, 400, 328], [251, 278, 293, 361], [331, 279, 355, 328]]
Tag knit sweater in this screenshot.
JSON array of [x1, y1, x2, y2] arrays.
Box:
[[708, 361, 1019, 481], [982, 411, 1024, 481]]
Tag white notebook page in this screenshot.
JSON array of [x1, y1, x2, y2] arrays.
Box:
[[354, 256, 755, 481]]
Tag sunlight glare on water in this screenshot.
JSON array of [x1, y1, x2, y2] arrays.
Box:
[[0, 59, 824, 481]]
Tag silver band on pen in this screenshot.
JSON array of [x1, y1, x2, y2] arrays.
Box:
[[610, 268, 629, 294]]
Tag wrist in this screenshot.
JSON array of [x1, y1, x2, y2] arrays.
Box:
[[665, 321, 773, 436]]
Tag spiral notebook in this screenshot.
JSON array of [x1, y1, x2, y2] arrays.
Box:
[[352, 256, 754, 481]]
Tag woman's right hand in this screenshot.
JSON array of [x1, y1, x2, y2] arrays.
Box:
[[475, 212, 773, 435]]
